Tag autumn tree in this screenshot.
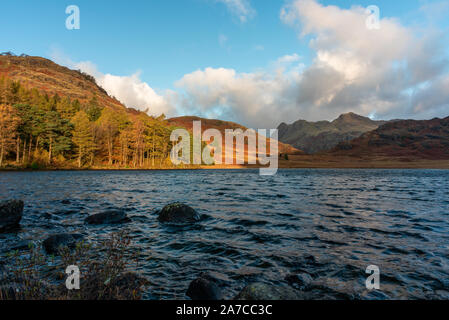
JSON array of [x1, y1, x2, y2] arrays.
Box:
[[0, 105, 20, 166], [97, 108, 120, 165], [0, 77, 7, 104], [130, 118, 146, 167], [71, 111, 95, 168]]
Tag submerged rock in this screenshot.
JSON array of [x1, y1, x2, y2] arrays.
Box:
[[187, 274, 223, 300], [285, 273, 313, 290], [0, 200, 24, 232], [85, 210, 130, 225], [43, 233, 84, 255], [235, 282, 301, 300], [157, 203, 200, 223]]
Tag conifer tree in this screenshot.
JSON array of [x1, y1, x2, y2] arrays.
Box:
[[42, 110, 72, 163], [0, 105, 20, 166], [85, 96, 102, 122]]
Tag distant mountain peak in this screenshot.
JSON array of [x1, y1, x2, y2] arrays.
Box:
[[339, 112, 359, 117], [277, 112, 387, 154], [334, 112, 369, 122]]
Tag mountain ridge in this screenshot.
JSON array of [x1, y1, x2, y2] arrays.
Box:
[[278, 112, 388, 154], [331, 116, 449, 159]]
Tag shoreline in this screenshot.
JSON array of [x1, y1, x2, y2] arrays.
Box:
[[1, 156, 449, 171], [1, 163, 449, 171]]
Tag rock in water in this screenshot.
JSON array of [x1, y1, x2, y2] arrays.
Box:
[[43, 233, 84, 255], [0, 200, 24, 232], [157, 203, 200, 223], [85, 210, 130, 225], [285, 273, 313, 290], [235, 283, 301, 300], [187, 274, 223, 300]]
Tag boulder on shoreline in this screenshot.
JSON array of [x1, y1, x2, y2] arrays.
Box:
[[235, 282, 302, 300], [157, 203, 200, 223], [0, 200, 24, 232], [187, 273, 223, 300], [43, 233, 84, 255], [85, 210, 131, 225]]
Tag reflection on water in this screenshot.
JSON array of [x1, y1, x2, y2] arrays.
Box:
[[1, 169, 449, 299]]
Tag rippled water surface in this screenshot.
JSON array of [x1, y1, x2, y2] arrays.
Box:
[[1, 169, 449, 299]]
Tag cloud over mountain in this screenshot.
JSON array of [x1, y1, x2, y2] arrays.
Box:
[[51, 51, 176, 118], [173, 0, 449, 127]]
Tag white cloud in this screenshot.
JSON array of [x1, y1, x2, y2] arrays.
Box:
[[175, 65, 302, 129], [217, 0, 255, 23], [99, 72, 176, 117], [277, 53, 301, 65], [50, 50, 176, 118]]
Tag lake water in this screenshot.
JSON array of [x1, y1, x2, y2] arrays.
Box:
[[1, 169, 449, 299]]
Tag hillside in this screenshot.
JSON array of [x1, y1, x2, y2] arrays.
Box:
[[331, 117, 449, 159], [168, 116, 302, 155], [0, 53, 174, 169], [277, 112, 387, 154], [0, 53, 137, 114]]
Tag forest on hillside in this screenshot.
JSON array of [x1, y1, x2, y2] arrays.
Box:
[[0, 76, 178, 169]]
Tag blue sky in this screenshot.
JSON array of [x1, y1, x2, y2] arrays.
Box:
[[0, 0, 444, 89], [1, 0, 449, 127], [1, 0, 301, 89]]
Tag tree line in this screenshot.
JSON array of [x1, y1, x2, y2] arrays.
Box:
[[0, 76, 176, 169]]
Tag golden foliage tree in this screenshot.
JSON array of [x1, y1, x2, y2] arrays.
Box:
[[97, 108, 120, 166], [71, 111, 95, 168]]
